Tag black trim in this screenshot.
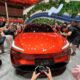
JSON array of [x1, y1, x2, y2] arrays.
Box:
[[14, 62, 68, 72]]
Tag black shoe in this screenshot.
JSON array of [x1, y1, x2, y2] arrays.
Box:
[[0, 60, 2, 66], [71, 52, 76, 56]]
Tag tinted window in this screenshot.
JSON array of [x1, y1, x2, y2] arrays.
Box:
[[24, 23, 53, 32]]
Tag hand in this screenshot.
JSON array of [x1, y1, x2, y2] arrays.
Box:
[[43, 67, 53, 80], [31, 71, 40, 80]]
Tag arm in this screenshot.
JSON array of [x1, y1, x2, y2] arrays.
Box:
[[60, 31, 72, 37]]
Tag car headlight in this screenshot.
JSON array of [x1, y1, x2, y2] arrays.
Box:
[[62, 40, 69, 50], [12, 41, 24, 51]]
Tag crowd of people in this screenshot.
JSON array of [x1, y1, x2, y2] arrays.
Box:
[[51, 21, 80, 55], [0, 22, 24, 66], [0, 20, 80, 55], [0, 20, 80, 80]]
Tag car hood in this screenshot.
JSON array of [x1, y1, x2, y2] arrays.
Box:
[[13, 33, 68, 54]]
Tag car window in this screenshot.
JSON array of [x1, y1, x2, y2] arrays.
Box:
[[23, 23, 54, 32]]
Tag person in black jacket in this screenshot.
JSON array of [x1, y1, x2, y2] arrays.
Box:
[[60, 21, 80, 55]]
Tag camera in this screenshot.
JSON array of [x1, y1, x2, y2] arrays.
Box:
[[35, 65, 48, 74]]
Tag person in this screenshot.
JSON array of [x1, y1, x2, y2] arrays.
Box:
[[31, 67, 53, 80], [15, 23, 23, 36], [54, 22, 61, 33], [3, 23, 17, 37], [2, 23, 16, 49], [60, 22, 68, 38], [60, 21, 80, 55]]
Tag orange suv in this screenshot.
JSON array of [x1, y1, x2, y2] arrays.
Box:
[[10, 23, 71, 72]]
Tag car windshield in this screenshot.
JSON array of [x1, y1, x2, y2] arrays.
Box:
[[24, 23, 54, 32]]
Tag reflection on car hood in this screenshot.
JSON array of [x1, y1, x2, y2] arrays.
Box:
[[14, 33, 67, 54]]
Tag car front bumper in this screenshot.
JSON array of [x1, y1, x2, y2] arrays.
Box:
[[11, 54, 70, 70]]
